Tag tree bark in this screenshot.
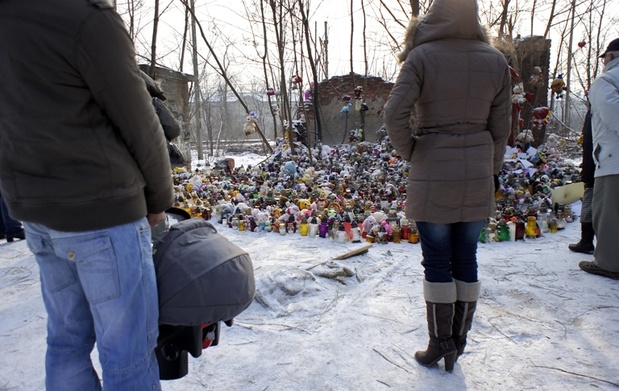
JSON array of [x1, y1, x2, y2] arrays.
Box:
[[190, 0, 203, 161], [298, 0, 323, 144], [148, 0, 159, 78]]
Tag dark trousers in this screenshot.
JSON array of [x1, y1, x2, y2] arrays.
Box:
[[0, 193, 22, 237], [417, 221, 484, 283]]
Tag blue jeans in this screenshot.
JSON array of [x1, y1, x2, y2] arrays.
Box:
[[24, 219, 161, 391], [416, 221, 484, 283], [0, 193, 23, 237]]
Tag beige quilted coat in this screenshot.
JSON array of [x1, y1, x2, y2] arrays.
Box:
[[383, 0, 512, 224]]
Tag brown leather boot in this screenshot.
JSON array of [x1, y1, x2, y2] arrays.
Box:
[[415, 280, 457, 372], [452, 280, 481, 361], [568, 223, 595, 254]]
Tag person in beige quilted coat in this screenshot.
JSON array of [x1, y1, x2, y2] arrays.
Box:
[[383, 0, 512, 372]]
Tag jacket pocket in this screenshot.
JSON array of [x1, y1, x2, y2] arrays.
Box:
[[593, 143, 601, 169]]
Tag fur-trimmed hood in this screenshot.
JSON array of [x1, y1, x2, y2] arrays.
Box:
[[397, 0, 489, 63]]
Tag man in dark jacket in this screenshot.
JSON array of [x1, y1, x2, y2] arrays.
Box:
[[568, 110, 595, 253], [0, 0, 173, 389]]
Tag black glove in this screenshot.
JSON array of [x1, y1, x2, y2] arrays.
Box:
[[494, 175, 500, 193]]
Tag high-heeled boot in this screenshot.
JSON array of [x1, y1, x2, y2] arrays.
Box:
[[452, 279, 481, 361], [415, 280, 457, 372]]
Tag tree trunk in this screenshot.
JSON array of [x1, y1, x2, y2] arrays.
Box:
[[148, 0, 159, 78], [269, 0, 294, 152], [298, 0, 323, 144], [190, 0, 203, 161], [259, 0, 279, 140], [564, 0, 577, 127], [181, 0, 273, 154]]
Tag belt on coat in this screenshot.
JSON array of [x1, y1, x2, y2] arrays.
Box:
[[418, 124, 486, 135]]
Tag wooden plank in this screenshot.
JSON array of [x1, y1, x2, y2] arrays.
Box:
[[332, 244, 373, 260]]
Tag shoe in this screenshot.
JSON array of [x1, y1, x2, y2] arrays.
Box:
[[568, 241, 594, 254], [569, 223, 595, 254], [579, 261, 619, 280], [6, 230, 25, 243], [0, 233, 5, 240]]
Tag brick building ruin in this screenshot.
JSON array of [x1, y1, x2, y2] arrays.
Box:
[[304, 73, 394, 146]]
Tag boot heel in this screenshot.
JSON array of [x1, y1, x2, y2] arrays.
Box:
[[444, 352, 456, 372]]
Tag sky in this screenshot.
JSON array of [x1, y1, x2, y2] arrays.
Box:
[[1, 150, 618, 390], [126, 0, 619, 100], [149, 1, 402, 79]]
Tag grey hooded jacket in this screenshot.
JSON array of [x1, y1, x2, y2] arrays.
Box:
[[589, 57, 619, 178]]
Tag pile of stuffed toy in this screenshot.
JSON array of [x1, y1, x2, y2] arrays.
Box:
[[171, 129, 582, 243]]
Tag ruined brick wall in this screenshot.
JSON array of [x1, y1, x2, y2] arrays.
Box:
[[309, 38, 552, 148], [512, 36, 552, 147], [308, 73, 394, 145]]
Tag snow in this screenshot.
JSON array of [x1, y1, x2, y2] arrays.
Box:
[[3, 212, 618, 390], [1, 154, 619, 391]]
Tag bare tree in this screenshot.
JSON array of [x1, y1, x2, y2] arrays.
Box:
[[268, 0, 296, 150], [298, 0, 323, 143], [543, 0, 559, 38], [119, 0, 619, 151], [360, 0, 368, 139], [255, 0, 280, 140], [189, 0, 204, 160], [180, 0, 274, 154], [148, 0, 159, 77], [497, 0, 512, 38], [349, 0, 355, 77], [179, 5, 190, 74]]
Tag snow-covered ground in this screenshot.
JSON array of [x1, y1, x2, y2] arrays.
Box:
[[1, 198, 618, 390]]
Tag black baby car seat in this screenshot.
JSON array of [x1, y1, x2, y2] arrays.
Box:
[[152, 209, 255, 379]]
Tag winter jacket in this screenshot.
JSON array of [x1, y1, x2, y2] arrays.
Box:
[[138, 70, 182, 141], [0, 0, 174, 231], [153, 98, 182, 141], [383, 0, 511, 224], [589, 57, 619, 178]]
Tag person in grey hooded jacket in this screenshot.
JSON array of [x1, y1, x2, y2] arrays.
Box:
[[383, 0, 511, 372], [579, 37, 619, 280]]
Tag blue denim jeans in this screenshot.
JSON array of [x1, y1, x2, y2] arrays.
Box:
[[416, 221, 484, 283], [0, 192, 23, 237], [24, 219, 161, 391]]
